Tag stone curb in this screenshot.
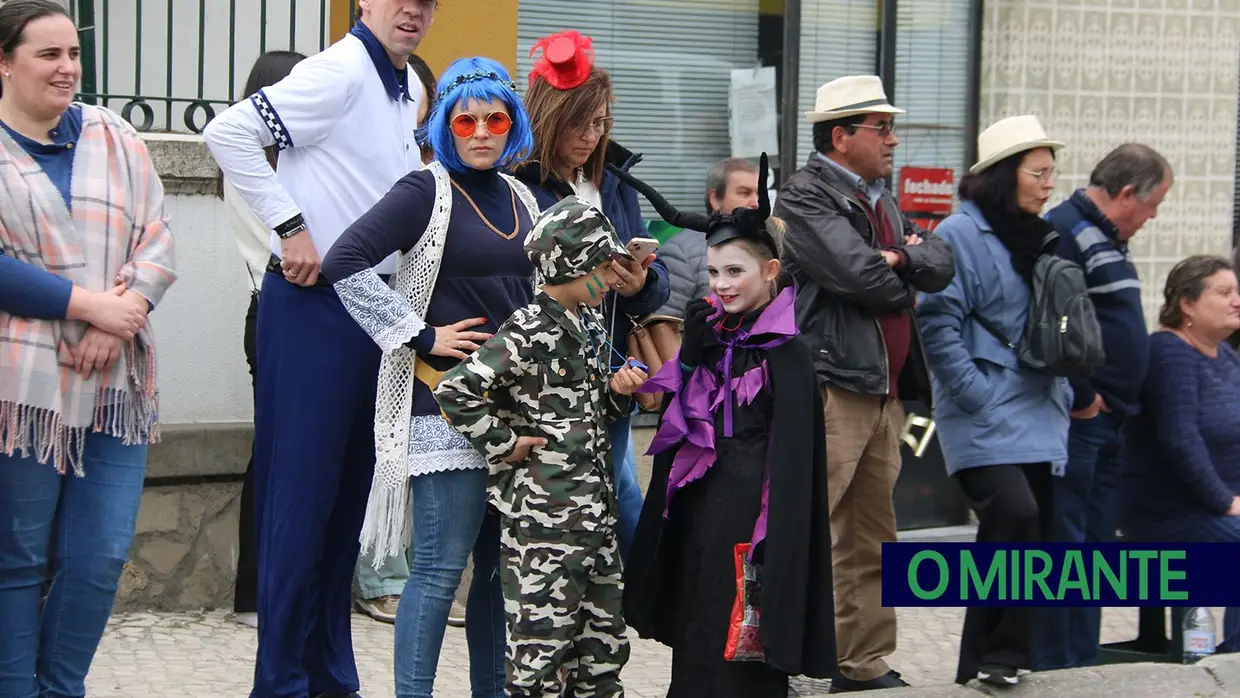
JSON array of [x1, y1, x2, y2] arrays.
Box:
[[803, 654, 1240, 697]]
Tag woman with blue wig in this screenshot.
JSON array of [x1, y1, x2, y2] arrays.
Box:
[[321, 56, 539, 698]]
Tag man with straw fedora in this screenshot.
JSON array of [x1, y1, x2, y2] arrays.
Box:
[[773, 75, 956, 693]]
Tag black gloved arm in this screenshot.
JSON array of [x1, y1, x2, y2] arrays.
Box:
[[679, 297, 715, 370]]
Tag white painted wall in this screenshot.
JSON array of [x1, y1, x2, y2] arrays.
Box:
[[81, 0, 334, 132], [151, 193, 255, 424]]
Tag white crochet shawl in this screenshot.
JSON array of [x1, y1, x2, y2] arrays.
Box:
[[360, 161, 542, 563]]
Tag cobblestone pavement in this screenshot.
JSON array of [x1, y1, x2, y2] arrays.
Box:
[[85, 605, 1167, 697]]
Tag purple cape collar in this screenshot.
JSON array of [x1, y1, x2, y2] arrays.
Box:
[[637, 284, 798, 555]]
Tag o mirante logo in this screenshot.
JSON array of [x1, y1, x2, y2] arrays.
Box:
[[881, 543, 1240, 607]]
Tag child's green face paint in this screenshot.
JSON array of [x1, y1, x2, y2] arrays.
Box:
[[586, 272, 604, 299]]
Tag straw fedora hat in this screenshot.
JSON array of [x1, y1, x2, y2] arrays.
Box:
[[970, 115, 1064, 174], [805, 75, 905, 123]]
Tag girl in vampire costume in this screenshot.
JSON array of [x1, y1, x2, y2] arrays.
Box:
[[615, 154, 837, 697]]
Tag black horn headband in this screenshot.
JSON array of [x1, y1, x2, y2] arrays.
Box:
[[606, 152, 776, 256]]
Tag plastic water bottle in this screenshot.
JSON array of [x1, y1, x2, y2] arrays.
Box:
[[1182, 607, 1217, 663]]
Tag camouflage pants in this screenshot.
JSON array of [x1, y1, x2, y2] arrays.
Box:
[[500, 518, 630, 697]]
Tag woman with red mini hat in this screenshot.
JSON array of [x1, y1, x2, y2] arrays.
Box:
[[514, 31, 671, 565]]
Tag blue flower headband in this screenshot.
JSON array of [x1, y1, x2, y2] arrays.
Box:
[[436, 69, 518, 103]]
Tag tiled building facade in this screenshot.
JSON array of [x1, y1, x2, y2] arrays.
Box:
[[980, 0, 1240, 325]]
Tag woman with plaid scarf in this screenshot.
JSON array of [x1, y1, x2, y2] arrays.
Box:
[[0, 2, 176, 696]]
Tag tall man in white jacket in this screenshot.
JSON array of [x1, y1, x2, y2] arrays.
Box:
[[203, 2, 435, 696]]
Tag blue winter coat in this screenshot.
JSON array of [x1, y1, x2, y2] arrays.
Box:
[[914, 202, 1071, 476]]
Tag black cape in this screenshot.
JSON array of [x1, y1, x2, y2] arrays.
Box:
[[623, 336, 837, 680]]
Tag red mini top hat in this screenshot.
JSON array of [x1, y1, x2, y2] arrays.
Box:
[[528, 30, 595, 90]]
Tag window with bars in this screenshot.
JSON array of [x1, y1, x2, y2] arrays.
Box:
[[892, 0, 972, 198], [794, 0, 972, 221], [795, 0, 880, 166]]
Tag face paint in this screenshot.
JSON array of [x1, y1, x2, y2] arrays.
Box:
[[707, 243, 773, 314], [586, 272, 605, 299]]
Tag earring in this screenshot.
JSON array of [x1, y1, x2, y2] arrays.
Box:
[[1187, 320, 1193, 328]]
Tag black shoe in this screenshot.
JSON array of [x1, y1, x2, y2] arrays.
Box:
[[977, 664, 1019, 686], [828, 670, 909, 692]]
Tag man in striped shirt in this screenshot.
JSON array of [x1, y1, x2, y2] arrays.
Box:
[[1036, 143, 1173, 671]]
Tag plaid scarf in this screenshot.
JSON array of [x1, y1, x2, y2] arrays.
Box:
[[0, 104, 176, 475]]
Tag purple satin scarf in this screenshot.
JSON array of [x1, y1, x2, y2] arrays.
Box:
[[638, 284, 798, 555]]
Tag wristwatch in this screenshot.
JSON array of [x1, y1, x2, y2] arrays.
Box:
[[275, 214, 307, 240]]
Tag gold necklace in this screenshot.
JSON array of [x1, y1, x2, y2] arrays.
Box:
[[451, 178, 520, 241]]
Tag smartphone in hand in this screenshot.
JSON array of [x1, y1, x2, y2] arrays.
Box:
[[627, 237, 661, 260]]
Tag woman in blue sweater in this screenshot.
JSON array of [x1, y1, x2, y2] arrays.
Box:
[[320, 57, 538, 698], [1122, 254, 1240, 654], [915, 115, 1072, 686], [513, 30, 671, 562]]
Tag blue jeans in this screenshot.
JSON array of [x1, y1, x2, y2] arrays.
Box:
[[395, 468, 505, 698], [0, 432, 147, 698], [607, 416, 644, 561], [1035, 412, 1125, 670]]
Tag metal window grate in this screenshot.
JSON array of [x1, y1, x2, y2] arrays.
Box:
[[71, 0, 335, 134]]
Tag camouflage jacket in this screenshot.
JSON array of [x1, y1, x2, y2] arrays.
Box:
[[434, 292, 632, 531]]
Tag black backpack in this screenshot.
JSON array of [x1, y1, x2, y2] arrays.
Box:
[[971, 254, 1106, 379]]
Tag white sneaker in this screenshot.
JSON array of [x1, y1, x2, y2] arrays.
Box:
[[233, 612, 259, 629], [977, 664, 1019, 685]]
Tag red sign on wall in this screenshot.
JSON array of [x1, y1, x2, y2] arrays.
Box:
[[898, 167, 956, 232]]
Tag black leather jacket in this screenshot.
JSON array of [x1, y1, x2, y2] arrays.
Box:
[[773, 155, 956, 406]]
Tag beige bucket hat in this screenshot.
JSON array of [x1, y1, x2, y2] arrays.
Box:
[[970, 115, 1065, 174], [805, 75, 905, 123]]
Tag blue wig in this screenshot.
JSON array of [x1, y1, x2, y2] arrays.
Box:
[[423, 57, 534, 173]]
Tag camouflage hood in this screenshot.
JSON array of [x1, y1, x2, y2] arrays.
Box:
[[525, 196, 633, 285]]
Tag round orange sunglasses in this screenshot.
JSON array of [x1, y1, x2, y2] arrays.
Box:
[[451, 112, 512, 138]]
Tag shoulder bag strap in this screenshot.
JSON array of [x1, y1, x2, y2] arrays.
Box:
[[969, 309, 1017, 350]]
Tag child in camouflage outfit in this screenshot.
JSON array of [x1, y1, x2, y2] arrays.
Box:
[[434, 195, 649, 697]]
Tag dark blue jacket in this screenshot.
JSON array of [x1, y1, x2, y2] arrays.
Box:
[[513, 141, 671, 370], [1048, 190, 1149, 415]]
